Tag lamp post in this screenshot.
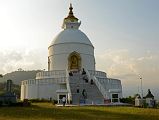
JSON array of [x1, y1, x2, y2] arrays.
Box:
[[140, 77, 143, 99], [139, 76, 143, 107]]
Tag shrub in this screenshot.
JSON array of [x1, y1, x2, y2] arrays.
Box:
[[29, 99, 51, 103], [8, 102, 23, 107], [157, 102, 159, 108], [52, 100, 58, 105], [0, 101, 2, 106], [120, 96, 135, 105], [23, 99, 31, 106]]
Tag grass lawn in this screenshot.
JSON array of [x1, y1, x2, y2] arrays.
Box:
[[0, 103, 159, 120]]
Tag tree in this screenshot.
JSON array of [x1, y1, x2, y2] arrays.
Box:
[[0, 74, 3, 78]]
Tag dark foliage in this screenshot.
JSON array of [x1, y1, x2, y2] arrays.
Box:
[[120, 96, 135, 105], [29, 98, 55, 103], [0, 82, 20, 98]]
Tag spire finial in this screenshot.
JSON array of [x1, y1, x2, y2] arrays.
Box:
[[64, 3, 78, 21], [69, 3, 73, 17], [62, 3, 81, 29], [70, 3, 72, 9]]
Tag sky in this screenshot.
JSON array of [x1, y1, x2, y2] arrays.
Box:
[[0, 0, 159, 98]]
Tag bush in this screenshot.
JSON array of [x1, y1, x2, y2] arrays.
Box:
[[29, 99, 51, 103], [52, 100, 58, 105], [120, 96, 135, 105], [157, 102, 159, 109], [143, 102, 148, 108], [23, 99, 31, 106], [0, 101, 2, 106], [9, 102, 23, 107]]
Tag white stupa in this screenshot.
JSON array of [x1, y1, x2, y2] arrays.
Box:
[[21, 4, 122, 104]]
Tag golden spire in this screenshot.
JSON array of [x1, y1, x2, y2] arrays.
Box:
[[64, 3, 78, 22], [62, 3, 81, 29]]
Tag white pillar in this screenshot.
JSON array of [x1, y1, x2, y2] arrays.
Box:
[[57, 94, 59, 104], [66, 94, 68, 104]]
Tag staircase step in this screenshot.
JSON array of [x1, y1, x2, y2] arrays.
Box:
[[68, 72, 104, 104]]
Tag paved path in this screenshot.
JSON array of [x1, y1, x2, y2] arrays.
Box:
[[56, 103, 131, 107]]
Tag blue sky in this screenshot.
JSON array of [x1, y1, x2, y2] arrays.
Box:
[[0, 0, 159, 98]]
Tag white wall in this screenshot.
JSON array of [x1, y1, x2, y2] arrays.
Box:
[[21, 79, 66, 100], [48, 43, 95, 71]]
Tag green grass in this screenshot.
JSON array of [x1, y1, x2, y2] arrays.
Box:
[[0, 103, 159, 120]]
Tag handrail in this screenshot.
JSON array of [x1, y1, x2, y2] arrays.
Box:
[[93, 76, 107, 99], [85, 69, 107, 99], [88, 70, 107, 78]]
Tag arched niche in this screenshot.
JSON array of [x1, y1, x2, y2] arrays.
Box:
[[68, 51, 81, 71]]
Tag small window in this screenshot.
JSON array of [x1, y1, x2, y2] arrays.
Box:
[[112, 94, 119, 102], [112, 94, 118, 98], [77, 89, 79, 93]]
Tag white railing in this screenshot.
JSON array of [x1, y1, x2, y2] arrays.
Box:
[[88, 70, 107, 78], [22, 77, 66, 85], [42, 78, 66, 84], [93, 76, 107, 99], [36, 70, 66, 79], [85, 70, 107, 99]]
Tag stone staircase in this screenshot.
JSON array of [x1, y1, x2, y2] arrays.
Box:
[[68, 71, 104, 104]]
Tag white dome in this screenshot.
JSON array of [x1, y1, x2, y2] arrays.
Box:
[[50, 29, 93, 47]]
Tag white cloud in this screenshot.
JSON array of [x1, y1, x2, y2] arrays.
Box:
[[96, 49, 159, 98], [96, 49, 136, 76], [0, 49, 47, 74]]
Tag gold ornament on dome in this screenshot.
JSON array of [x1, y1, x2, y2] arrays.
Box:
[[64, 3, 78, 22]]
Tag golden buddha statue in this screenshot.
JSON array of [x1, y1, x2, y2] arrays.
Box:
[[70, 55, 78, 69]]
